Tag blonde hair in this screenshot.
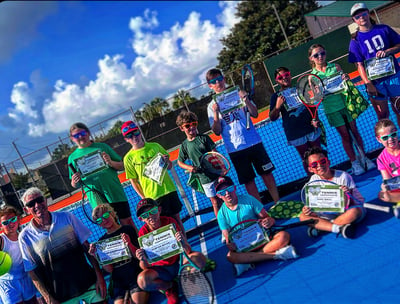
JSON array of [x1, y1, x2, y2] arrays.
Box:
[[0, 205, 20, 218], [374, 119, 396, 137], [308, 44, 325, 68], [92, 204, 118, 222]]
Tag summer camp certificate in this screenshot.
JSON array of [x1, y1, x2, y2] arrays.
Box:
[[280, 87, 303, 110], [143, 153, 168, 185], [322, 73, 346, 95], [230, 222, 270, 253], [75, 150, 108, 177], [365, 56, 395, 81], [95, 235, 132, 266], [305, 184, 345, 213], [213, 86, 245, 115], [138, 224, 183, 264]]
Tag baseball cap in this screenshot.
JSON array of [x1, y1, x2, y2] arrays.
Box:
[[121, 121, 139, 137], [215, 176, 234, 192], [350, 3, 368, 16], [136, 198, 158, 217]]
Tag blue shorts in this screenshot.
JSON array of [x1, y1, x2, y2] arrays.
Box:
[[150, 262, 180, 282], [374, 70, 400, 98], [0, 276, 37, 304]]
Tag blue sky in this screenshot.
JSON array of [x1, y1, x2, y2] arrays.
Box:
[[0, 1, 239, 166]]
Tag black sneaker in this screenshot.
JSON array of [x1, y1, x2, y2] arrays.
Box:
[[340, 224, 356, 239], [307, 226, 319, 238]]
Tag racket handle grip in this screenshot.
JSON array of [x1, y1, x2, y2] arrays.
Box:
[[246, 109, 250, 130], [69, 163, 77, 174]]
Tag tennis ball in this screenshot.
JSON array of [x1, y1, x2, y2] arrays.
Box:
[[0, 251, 12, 276]]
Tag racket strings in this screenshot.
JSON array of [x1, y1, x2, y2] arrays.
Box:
[[179, 266, 213, 304], [297, 76, 324, 105]]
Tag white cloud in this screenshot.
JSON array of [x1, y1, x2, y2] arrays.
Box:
[[8, 1, 241, 137]]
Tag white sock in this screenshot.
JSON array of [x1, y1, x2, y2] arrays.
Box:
[[331, 224, 341, 233]]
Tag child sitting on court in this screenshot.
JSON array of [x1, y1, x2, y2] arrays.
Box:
[[374, 119, 400, 217], [88, 204, 148, 304], [299, 147, 366, 238], [0, 206, 38, 304], [135, 198, 207, 304], [176, 110, 221, 216]]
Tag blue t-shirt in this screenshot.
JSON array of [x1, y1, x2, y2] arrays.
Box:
[[217, 194, 264, 231]]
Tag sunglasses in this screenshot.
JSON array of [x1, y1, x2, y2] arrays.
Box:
[[182, 121, 198, 130], [275, 71, 291, 81], [71, 130, 88, 139], [95, 211, 111, 224], [216, 185, 235, 196], [309, 157, 328, 169], [311, 51, 326, 59], [139, 206, 158, 219], [353, 11, 368, 20], [380, 131, 398, 141], [208, 75, 224, 85], [1, 216, 17, 226], [25, 196, 45, 208], [125, 129, 141, 139]]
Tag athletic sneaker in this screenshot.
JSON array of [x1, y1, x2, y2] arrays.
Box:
[[393, 204, 400, 219], [340, 224, 356, 239], [234, 263, 253, 277], [307, 226, 319, 238], [363, 157, 376, 171], [164, 280, 179, 304], [352, 160, 365, 176], [274, 245, 299, 260], [221, 233, 226, 244]]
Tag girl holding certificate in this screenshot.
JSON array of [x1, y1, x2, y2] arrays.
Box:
[[308, 44, 375, 175], [68, 122, 137, 231], [348, 3, 400, 124], [89, 204, 148, 304], [269, 66, 321, 173]]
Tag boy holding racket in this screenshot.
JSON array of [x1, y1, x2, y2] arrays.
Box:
[[135, 198, 206, 304], [206, 68, 280, 204], [121, 121, 185, 233], [215, 176, 298, 277], [176, 110, 221, 217], [300, 147, 366, 238]]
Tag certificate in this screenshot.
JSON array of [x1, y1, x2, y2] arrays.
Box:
[[305, 184, 345, 213], [138, 224, 183, 264], [280, 87, 303, 110], [365, 56, 395, 81], [322, 73, 347, 95], [95, 236, 132, 266], [230, 221, 270, 253], [383, 176, 400, 191], [143, 153, 168, 185], [213, 86, 245, 114], [75, 150, 108, 177]]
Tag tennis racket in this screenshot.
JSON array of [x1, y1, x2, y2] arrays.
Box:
[[69, 163, 109, 224], [296, 73, 324, 123], [390, 96, 400, 115], [228, 218, 316, 253], [241, 64, 255, 130], [199, 152, 230, 177], [178, 251, 214, 304], [301, 179, 390, 213]]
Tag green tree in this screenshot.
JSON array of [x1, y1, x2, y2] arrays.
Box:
[[172, 90, 197, 110], [51, 144, 73, 161], [217, 0, 318, 71], [12, 173, 29, 190]]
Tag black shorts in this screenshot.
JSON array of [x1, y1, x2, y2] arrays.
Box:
[[111, 201, 132, 220], [155, 191, 183, 216], [229, 143, 275, 185], [113, 280, 143, 300]]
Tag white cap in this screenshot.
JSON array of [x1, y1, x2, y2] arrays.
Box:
[[350, 3, 368, 16]]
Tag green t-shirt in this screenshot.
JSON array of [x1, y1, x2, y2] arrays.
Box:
[[68, 142, 128, 208], [123, 142, 176, 200], [312, 62, 346, 114], [178, 134, 217, 184]]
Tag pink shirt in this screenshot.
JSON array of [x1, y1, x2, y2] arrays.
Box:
[[377, 148, 400, 177]]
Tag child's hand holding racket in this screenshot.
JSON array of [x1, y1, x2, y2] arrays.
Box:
[[259, 217, 275, 229], [88, 243, 97, 257], [311, 119, 319, 128]]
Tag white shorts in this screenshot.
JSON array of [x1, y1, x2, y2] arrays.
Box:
[[288, 128, 321, 147], [0, 276, 37, 304], [202, 180, 217, 198]]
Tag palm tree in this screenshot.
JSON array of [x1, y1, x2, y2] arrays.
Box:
[[172, 90, 197, 110]]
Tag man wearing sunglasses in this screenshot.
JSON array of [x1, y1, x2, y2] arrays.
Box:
[[135, 198, 206, 304], [121, 121, 185, 234], [300, 147, 366, 239], [215, 176, 298, 277], [206, 68, 280, 205], [19, 187, 107, 304]]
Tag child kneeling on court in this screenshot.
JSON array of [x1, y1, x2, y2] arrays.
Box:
[[88, 204, 148, 304], [176, 110, 221, 217], [216, 176, 298, 277], [135, 198, 207, 304], [374, 119, 400, 217], [300, 147, 366, 238]]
